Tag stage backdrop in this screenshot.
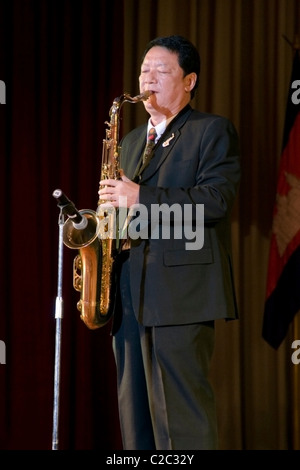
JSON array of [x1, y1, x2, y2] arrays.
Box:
[[0, 0, 124, 450], [1, 0, 300, 451]]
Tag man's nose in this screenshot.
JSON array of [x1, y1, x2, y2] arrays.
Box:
[[144, 70, 157, 83]]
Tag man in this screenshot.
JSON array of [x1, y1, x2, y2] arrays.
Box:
[[99, 35, 240, 450]]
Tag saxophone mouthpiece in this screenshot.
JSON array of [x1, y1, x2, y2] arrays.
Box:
[[141, 90, 153, 100], [128, 90, 153, 102]]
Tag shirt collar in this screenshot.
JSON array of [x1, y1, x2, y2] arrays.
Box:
[[147, 115, 177, 143]]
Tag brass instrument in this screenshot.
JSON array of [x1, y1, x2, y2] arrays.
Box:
[[60, 91, 152, 329]]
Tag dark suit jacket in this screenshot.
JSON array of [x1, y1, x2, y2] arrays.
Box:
[[119, 104, 240, 326]]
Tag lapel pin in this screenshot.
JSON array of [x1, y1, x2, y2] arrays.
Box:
[[162, 133, 175, 147]]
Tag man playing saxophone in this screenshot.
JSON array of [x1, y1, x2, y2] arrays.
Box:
[[99, 35, 240, 450]]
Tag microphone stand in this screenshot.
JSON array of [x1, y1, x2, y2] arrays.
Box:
[[51, 188, 87, 449], [52, 205, 65, 450]]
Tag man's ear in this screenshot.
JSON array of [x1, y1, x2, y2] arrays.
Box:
[[184, 72, 197, 92]]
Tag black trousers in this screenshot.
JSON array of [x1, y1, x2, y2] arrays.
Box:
[[112, 254, 218, 450]]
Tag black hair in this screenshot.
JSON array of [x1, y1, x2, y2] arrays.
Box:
[[141, 35, 201, 99]]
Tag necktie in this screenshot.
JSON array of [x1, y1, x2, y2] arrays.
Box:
[[143, 127, 157, 163]]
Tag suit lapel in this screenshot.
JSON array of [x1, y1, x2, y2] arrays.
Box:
[[139, 105, 193, 182], [122, 129, 147, 180]]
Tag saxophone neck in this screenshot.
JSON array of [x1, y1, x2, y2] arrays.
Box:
[[110, 90, 153, 114]]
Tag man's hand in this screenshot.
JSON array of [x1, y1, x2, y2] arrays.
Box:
[[98, 170, 140, 208]]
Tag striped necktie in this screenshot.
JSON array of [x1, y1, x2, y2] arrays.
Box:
[[143, 127, 157, 163]]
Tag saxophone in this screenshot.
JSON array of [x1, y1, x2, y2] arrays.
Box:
[[56, 91, 152, 329]]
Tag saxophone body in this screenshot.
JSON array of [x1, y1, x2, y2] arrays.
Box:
[[62, 91, 152, 329]]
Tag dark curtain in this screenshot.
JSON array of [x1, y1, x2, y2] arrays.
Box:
[[0, 0, 123, 450]]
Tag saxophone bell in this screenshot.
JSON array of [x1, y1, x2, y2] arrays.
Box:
[[63, 209, 100, 249], [52, 189, 100, 249]]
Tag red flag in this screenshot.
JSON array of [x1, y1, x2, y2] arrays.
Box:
[[263, 50, 300, 349]]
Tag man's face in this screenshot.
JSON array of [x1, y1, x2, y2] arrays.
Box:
[[139, 46, 194, 118]]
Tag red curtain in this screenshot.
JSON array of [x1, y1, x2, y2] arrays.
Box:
[[0, 0, 123, 450]]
